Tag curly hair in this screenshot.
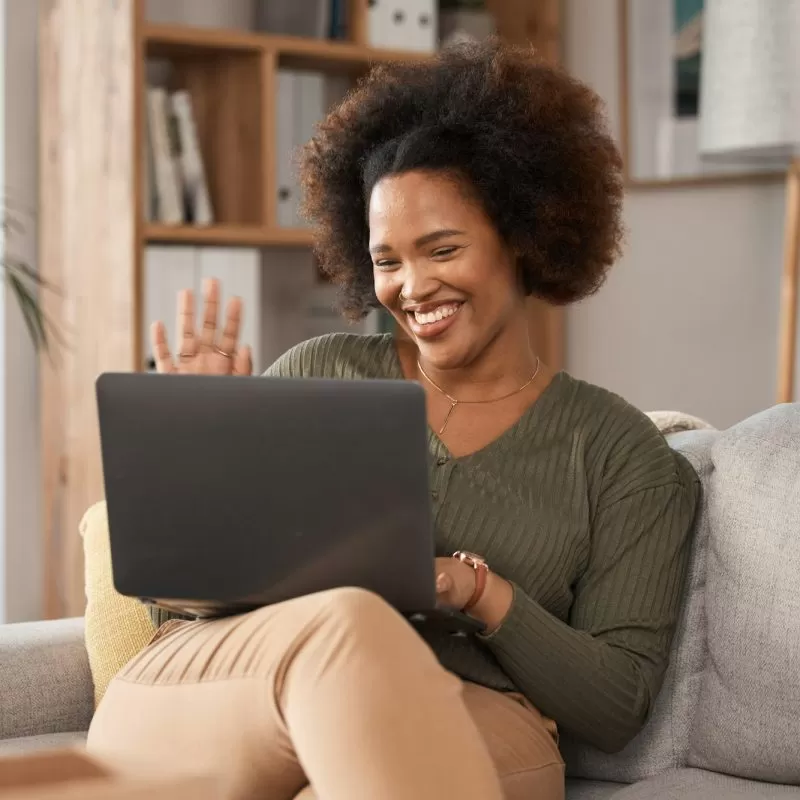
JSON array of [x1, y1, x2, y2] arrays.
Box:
[[299, 38, 624, 320]]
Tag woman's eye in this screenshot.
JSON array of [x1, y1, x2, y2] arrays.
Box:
[[432, 247, 458, 258], [374, 259, 399, 270]]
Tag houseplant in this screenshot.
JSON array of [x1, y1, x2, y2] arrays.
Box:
[[3, 203, 55, 352]]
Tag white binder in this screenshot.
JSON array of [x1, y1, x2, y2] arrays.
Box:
[[368, 0, 436, 52], [293, 72, 326, 228], [367, 0, 394, 48], [276, 70, 298, 228], [405, 0, 437, 53]]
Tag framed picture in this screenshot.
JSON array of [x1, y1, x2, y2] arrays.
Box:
[[619, 0, 783, 187]]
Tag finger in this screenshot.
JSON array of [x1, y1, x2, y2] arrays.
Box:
[[150, 321, 176, 373], [232, 344, 252, 376], [436, 572, 453, 593], [198, 278, 220, 354], [176, 289, 197, 368], [217, 295, 243, 360]]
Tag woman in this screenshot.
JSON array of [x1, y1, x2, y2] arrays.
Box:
[[87, 40, 699, 800]]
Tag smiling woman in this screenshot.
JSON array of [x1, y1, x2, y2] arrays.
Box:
[[87, 37, 699, 800]]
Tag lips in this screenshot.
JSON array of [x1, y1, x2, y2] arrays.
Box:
[[405, 301, 463, 339]]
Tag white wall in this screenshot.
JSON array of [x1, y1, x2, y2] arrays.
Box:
[[563, 0, 787, 429], [0, 0, 40, 622], [0, 0, 6, 623]]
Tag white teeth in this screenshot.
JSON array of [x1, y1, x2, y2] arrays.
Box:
[[413, 304, 460, 326]]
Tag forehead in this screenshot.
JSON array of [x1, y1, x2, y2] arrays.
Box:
[[368, 171, 473, 234]]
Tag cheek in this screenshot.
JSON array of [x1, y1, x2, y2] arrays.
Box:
[[372, 271, 398, 308]]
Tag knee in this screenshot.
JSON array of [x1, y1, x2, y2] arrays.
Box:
[[318, 587, 402, 634], [309, 587, 431, 658]]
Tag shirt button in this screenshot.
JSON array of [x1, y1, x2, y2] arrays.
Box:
[[437, 456, 448, 466], [431, 490, 439, 500]]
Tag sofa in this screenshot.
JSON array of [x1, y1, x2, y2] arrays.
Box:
[[1, 403, 799, 798]]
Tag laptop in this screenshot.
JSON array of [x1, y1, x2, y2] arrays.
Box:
[[96, 372, 484, 636]]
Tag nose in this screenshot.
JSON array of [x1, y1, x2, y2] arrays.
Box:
[[399, 262, 439, 302]]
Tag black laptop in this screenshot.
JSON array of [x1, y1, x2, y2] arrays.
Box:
[[96, 372, 483, 636]]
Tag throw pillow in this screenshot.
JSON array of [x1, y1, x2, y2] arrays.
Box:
[[80, 501, 156, 706], [688, 404, 800, 783]]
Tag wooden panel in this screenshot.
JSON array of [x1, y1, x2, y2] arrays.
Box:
[[172, 54, 264, 226], [145, 223, 314, 247], [777, 161, 800, 403], [40, 0, 139, 618], [487, 0, 560, 56], [262, 52, 278, 228], [348, 0, 368, 47], [145, 23, 432, 72], [145, 23, 266, 54]]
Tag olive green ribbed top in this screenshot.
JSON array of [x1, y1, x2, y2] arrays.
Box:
[[151, 332, 700, 753]]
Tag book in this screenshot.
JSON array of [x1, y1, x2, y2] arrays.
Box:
[[146, 87, 184, 224], [170, 90, 214, 225]]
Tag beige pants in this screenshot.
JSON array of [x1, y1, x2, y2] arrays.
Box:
[[87, 588, 564, 800]]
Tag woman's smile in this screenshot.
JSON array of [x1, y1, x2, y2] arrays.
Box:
[[405, 300, 464, 339]]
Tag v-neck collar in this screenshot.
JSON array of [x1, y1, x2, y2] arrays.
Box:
[[380, 334, 568, 464]]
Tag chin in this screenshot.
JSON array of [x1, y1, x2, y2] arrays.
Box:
[[415, 339, 475, 371]]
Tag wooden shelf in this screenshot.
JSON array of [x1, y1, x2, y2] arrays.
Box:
[[144, 223, 315, 248], [145, 23, 433, 71]]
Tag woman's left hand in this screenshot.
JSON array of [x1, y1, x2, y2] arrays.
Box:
[[435, 556, 478, 610]]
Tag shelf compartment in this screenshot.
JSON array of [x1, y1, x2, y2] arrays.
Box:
[[144, 223, 315, 248], [145, 23, 433, 73]]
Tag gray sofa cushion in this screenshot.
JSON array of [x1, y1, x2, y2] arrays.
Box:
[[0, 731, 88, 756], [0, 617, 93, 739], [562, 429, 716, 782], [612, 768, 800, 799], [688, 405, 800, 784], [566, 779, 627, 800]]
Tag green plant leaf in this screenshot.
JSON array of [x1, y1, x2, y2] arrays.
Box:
[[1, 196, 61, 354], [7, 271, 45, 349]]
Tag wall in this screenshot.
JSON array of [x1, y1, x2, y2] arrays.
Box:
[[563, 0, 788, 429], [0, 0, 40, 623]]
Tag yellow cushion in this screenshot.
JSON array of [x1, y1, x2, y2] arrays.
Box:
[[80, 501, 156, 706]]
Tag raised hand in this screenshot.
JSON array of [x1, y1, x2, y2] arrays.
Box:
[[150, 278, 253, 376]]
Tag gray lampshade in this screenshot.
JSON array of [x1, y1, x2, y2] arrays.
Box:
[[699, 0, 800, 161]]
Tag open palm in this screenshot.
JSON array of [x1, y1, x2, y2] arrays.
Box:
[[150, 278, 252, 376]]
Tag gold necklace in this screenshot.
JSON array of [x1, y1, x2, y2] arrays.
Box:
[[416, 357, 542, 435]]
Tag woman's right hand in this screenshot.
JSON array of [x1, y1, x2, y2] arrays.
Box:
[[150, 277, 253, 376]]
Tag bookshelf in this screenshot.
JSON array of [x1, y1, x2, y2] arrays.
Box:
[[40, 0, 562, 618], [140, 19, 433, 252]]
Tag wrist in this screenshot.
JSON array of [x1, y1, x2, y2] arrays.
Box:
[[452, 551, 489, 611], [470, 572, 514, 634]]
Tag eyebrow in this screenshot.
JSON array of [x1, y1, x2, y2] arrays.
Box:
[[369, 228, 466, 255]]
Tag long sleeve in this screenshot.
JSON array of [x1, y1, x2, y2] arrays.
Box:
[[480, 471, 699, 752]]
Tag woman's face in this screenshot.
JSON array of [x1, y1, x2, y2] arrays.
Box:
[[368, 170, 526, 370]]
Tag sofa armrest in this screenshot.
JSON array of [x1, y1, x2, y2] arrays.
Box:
[[0, 617, 94, 739]]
